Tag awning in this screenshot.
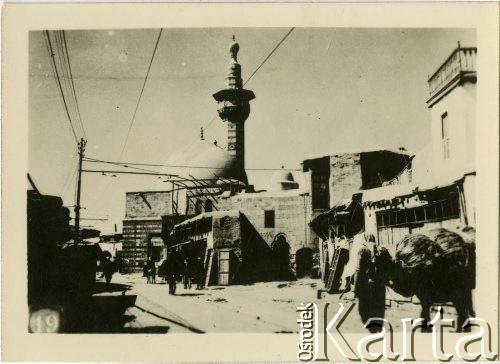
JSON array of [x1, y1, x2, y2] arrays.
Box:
[[309, 197, 362, 238], [361, 184, 416, 204], [361, 172, 474, 206], [172, 210, 240, 231]]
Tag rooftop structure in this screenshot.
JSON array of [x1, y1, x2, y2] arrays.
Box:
[[427, 44, 477, 107]]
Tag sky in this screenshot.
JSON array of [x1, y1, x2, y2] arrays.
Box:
[[29, 28, 475, 233]]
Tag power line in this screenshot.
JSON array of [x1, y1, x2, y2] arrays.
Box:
[[186, 27, 296, 146], [119, 28, 163, 159], [83, 157, 162, 174], [62, 30, 87, 140], [51, 30, 86, 142], [44, 30, 79, 144], [91, 29, 164, 209], [244, 27, 295, 86], [83, 157, 301, 171], [60, 151, 79, 194], [82, 170, 221, 180]]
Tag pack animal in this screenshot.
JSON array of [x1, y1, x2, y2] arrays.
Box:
[[355, 228, 476, 332]]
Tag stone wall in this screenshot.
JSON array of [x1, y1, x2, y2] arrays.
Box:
[[125, 191, 173, 218], [329, 154, 363, 207], [212, 214, 241, 250], [218, 192, 317, 258]]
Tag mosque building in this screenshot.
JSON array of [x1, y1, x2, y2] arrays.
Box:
[[121, 37, 319, 277], [121, 36, 410, 283]]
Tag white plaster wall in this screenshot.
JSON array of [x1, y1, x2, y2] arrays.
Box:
[[429, 82, 476, 182], [363, 207, 378, 238]]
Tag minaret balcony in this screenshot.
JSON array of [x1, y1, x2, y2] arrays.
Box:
[[217, 104, 250, 122], [213, 88, 255, 102]]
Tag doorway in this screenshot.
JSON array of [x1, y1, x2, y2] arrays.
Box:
[[272, 234, 292, 280], [295, 247, 313, 278]]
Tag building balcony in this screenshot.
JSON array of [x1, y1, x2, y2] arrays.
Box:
[[427, 46, 477, 106]]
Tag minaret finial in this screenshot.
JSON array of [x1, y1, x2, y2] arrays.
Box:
[[229, 36, 239, 62]]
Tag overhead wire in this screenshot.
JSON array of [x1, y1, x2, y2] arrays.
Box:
[[57, 34, 85, 142], [44, 30, 80, 144], [60, 151, 79, 194], [52, 30, 86, 141], [119, 28, 163, 159], [62, 30, 87, 140], [83, 157, 301, 171], [90, 29, 164, 209], [82, 29, 298, 218], [243, 27, 295, 87], [45, 30, 88, 206], [181, 27, 296, 148]]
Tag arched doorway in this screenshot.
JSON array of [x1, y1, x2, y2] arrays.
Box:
[[295, 248, 313, 278], [272, 234, 292, 280]]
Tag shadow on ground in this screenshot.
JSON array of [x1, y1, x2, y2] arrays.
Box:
[[93, 281, 132, 294], [176, 293, 205, 297]]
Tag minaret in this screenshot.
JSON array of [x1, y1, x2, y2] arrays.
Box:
[[213, 36, 255, 185]]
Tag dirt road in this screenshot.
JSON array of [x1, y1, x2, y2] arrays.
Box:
[[101, 273, 458, 334]]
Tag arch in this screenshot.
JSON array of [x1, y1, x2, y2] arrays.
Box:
[[295, 247, 313, 278], [271, 233, 288, 249], [272, 234, 292, 280]]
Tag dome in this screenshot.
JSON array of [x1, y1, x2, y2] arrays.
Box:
[[165, 140, 247, 182], [272, 170, 295, 184], [269, 169, 299, 191]]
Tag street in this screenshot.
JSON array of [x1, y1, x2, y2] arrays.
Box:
[[92, 274, 459, 334]]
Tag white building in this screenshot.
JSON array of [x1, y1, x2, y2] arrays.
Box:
[[361, 44, 477, 245]]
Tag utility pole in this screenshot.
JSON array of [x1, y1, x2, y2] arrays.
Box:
[[74, 138, 86, 245]]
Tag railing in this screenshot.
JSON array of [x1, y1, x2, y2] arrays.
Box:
[[428, 47, 477, 97]]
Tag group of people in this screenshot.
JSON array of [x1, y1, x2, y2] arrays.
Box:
[[181, 256, 205, 291], [156, 255, 206, 295]]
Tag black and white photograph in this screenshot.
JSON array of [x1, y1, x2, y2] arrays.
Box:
[[0, 2, 497, 361], [26, 26, 486, 336]]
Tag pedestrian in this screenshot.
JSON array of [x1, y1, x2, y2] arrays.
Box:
[[158, 258, 167, 280], [194, 256, 205, 290], [183, 259, 191, 289], [102, 256, 115, 284], [149, 260, 157, 284], [165, 256, 176, 295], [143, 261, 150, 284], [354, 232, 385, 333]]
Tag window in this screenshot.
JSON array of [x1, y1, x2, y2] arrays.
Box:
[[312, 173, 329, 209], [264, 210, 275, 228], [375, 193, 460, 228], [205, 200, 213, 212], [441, 112, 450, 159]]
